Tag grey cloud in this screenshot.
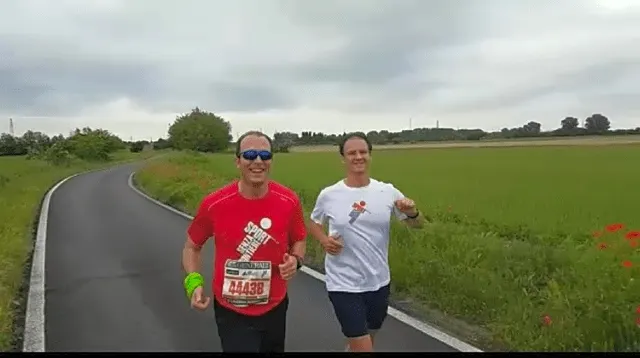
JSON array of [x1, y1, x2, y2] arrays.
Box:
[[241, 0, 640, 115], [205, 82, 293, 112], [0, 0, 639, 130], [0, 35, 162, 116], [262, 0, 489, 105], [447, 59, 640, 114]]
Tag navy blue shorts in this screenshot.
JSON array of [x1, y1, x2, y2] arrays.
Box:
[[327, 284, 391, 338]]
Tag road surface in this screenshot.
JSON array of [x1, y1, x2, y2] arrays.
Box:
[[39, 163, 467, 352]]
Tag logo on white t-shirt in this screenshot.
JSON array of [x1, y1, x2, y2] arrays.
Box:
[[348, 200, 368, 224]]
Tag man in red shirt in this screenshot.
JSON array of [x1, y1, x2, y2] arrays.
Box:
[[181, 130, 307, 352]]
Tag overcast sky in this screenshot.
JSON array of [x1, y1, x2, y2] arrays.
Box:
[[1, 0, 639, 141]]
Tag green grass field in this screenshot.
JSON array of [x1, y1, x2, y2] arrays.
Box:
[[134, 144, 640, 352], [0, 150, 157, 351]]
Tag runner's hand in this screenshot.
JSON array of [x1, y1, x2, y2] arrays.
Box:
[[321, 234, 344, 255], [279, 253, 298, 280], [190, 286, 211, 311], [394, 198, 417, 215]]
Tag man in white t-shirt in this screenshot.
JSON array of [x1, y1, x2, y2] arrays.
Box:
[[308, 133, 424, 352]]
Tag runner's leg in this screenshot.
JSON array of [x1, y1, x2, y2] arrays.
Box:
[[259, 296, 288, 352], [328, 291, 373, 352], [363, 284, 391, 347], [213, 298, 262, 352]]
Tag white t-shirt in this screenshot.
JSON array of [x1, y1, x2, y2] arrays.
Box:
[[309, 178, 408, 293]]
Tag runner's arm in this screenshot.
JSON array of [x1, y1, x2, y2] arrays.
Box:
[[289, 197, 307, 261], [183, 198, 213, 273], [391, 185, 424, 229], [308, 190, 330, 242]]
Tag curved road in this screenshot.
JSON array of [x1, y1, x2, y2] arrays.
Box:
[[36, 163, 472, 352]]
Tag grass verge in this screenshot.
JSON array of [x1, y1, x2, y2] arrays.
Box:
[[0, 150, 160, 351]]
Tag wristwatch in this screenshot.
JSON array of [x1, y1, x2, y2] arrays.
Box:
[[407, 210, 420, 219], [293, 255, 303, 270]]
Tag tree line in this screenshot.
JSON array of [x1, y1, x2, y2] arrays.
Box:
[[274, 113, 639, 147], [2, 109, 639, 161], [1, 127, 128, 165]]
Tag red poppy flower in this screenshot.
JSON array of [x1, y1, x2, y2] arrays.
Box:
[[636, 305, 640, 314], [541, 315, 552, 326], [623, 261, 633, 268], [626, 231, 640, 240], [592, 231, 603, 238], [598, 242, 607, 250], [606, 223, 624, 233]]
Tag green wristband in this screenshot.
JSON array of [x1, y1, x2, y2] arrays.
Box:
[[184, 272, 204, 299]]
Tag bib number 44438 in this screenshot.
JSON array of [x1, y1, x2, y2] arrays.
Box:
[[222, 260, 271, 307], [227, 280, 264, 295]]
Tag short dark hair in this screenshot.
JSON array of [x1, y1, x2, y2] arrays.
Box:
[[235, 130, 273, 157], [339, 132, 372, 156]]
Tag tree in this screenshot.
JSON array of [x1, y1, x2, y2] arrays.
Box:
[[273, 132, 298, 153], [21, 130, 51, 153], [152, 138, 171, 150], [65, 127, 124, 161], [0, 133, 27, 156], [44, 141, 72, 166], [168, 107, 232, 153], [522, 121, 542, 135], [130, 141, 145, 153], [584, 114, 610, 133], [561, 117, 579, 130], [0, 127, 125, 162]]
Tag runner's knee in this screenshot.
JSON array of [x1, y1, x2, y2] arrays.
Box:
[[347, 334, 374, 352]]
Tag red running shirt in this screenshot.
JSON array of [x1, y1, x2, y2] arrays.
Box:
[[187, 180, 307, 316]]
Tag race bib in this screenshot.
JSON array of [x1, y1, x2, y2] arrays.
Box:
[[222, 260, 271, 307]]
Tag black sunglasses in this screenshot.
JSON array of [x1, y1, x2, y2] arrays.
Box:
[[239, 149, 273, 161]]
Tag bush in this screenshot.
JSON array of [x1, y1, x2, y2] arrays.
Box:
[[44, 142, 72, 166], [273, 143, 290, 153], [130, 141, 145, 153], [65, 128, 123, 162], [152, 138, 171, 150]]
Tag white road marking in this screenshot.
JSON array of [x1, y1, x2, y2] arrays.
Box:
[[22, 164, 140, 352], [127, 172, 484, 353], [23, 173, 83, 352]]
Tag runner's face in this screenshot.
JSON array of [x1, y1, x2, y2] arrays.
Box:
[[342, 137, 370, 174], [236, 135, 272, 185]]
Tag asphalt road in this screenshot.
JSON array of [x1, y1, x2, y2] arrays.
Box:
[[43, 164, 461, 352]]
